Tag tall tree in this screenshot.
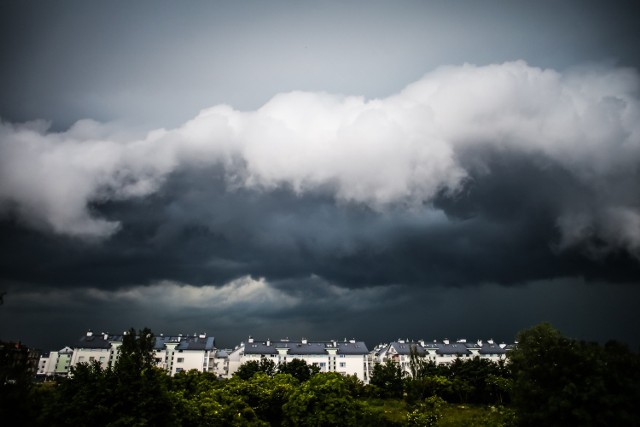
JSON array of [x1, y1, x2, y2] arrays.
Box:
[[277, 358, 320, 382], [509, 322, 640, 426], [45, 327, 177, 426], [369, 359, 404, 398], [234, 358, 277, 380]]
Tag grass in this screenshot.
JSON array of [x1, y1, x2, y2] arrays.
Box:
[[359, 398, 516, 426]]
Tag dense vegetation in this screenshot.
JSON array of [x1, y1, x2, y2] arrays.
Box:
[[1, 324, 639, 426]]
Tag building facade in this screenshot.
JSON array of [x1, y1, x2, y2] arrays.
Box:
[[227, 337, 370, 382], [372, 338, 512, 377], [36, 331, 513, 382], [37, 330, 226, 378]]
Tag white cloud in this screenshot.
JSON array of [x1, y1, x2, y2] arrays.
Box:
[[1, 61, 639, 255], [10, 275, 399, 316]]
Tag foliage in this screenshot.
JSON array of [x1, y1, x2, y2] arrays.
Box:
[[0, 340, 36, 421], [406, 395, 445, 427], [234, 358, 277, 380], [438, 404, 517, 427], [357, 398, 406, 426], [277, 358, 320, 382], [283, 372, 361, 426], [509, 322, 640, 426], [43, 327, 176, 427], [370, 359, 404, 398]]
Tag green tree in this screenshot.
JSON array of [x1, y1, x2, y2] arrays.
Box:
[[278, 358, 320, 382], [510, 322, 640, 426], [283, 372, 362, 426], [235, 358, 277, 380], [369, 360, 404, 398], [45, 327, 177, 427]]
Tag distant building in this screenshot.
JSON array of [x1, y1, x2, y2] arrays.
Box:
[[37, 346, 73, 379], [0, 340, 40, 382], [371, 338, 513, 377], [227, 337, 370, 382], [36, 330, 226, 378], [36, 331, 514, 382]]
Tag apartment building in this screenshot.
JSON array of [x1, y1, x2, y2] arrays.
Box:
[[227, 337, 370, 382], [372, 338, 512, 377]]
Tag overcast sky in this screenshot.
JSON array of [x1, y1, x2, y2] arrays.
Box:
[[1, 0, 640, 351]]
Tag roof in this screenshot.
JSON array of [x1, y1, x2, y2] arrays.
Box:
[[242, 339, 368, 355], [77, 332, 216, 351], [176, 336, 216, 351], [388, 342, 427, 356], [478, 343, 508, 355], [75, 334, 114, 349], [436, 343, 471, 355], [244, 342, 278, 355]]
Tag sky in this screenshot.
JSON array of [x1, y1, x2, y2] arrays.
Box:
[[1, 0, 640, 352]]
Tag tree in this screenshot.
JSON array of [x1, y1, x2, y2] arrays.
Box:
[[283, 372, 362, 426], [369, 360, 404, 398], [509, 322, 640, 426], [277, 358, 320, 382], [45, 327, 177, 426], [234, 358, 277, 380], [0, 340, 39, 423]]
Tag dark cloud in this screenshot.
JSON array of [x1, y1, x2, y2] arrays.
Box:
[[2, 1, 640, 352], [2, 149, 638, 298]]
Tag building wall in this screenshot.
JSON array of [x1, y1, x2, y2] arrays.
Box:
[[171, 350, 208, 375]]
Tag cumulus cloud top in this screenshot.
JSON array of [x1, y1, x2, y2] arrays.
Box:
[[1, 61, 639, 255]]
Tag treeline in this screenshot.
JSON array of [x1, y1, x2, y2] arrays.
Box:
[[1, 323, 639, 426]]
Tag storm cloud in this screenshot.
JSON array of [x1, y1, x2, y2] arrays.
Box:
[[2, 62, 639, 256], [2, 1, 640, 352]]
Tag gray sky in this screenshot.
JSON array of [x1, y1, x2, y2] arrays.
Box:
[[1, 0, 640, 351]]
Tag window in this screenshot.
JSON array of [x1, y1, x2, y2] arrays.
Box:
[[177, 357, 184, 363], [78, 356, 85, 362], [339, 362, 346, 368], [89, 357, 95, 362], [319, 362, 326, 367], [175, 368, 183, 373]]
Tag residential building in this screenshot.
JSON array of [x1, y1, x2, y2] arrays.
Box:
[[227, 337, 370, 382], [372, 338, 512, 377], [36, 346, 73, 379], [48, 330, 222, 377]]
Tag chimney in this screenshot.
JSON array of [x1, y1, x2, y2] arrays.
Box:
[[248, 336, 254, 343], [443, 338, 449, 345], [302, 337, 307, 344], [266, 338, 271, 346], [86, 330, 93, 337]]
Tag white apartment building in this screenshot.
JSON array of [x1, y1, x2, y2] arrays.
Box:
[[227, 337, 370, 383], [37, 330, 225, 377], [37, 346, 73, 378], [154, 333, 217, 375], [37, 331, 513, 382], [372, 338, 512, 377]]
